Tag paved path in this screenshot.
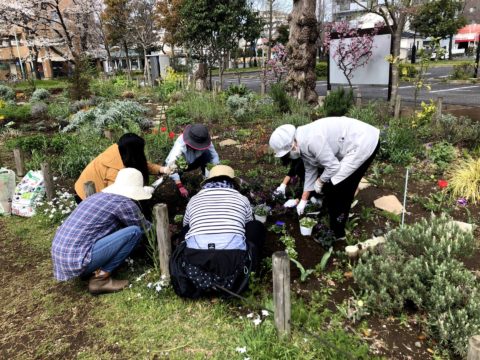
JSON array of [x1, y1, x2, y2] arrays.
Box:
[[216, 67, 480, 107]]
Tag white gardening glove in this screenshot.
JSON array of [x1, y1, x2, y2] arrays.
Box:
[[143, 186, 155, 195], [296, 199, 308, 216], [314, 178, 324, 194], [167, 162, 178, 172], [283, 199, 298, 208], [160, 166, 173, 175], [274, 183, 287, 196]]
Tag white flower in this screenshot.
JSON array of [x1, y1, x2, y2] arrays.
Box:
[[147, 282, 153, 289], [246, 313, 254, 319], [252, 317, 262, 326], [155, 284, 162, 292], [53, 176, 58, 181], [244, 358, 250, 360], [49, 214, 54, 218], [261, 310, 269, 317], [235, 347, 247, 354]]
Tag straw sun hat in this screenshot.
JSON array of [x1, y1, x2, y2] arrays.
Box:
[[202, 165, 237, 185], [102, 168, 153, 201]]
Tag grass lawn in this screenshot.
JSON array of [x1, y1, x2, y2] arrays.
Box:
[[421, 59, 475, 67], [13, 79, 68, 91], [211, 67, 261, 75], [0, 215, 374, 359]]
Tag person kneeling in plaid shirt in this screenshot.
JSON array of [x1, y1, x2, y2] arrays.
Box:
[[51, 168, 152, 295]]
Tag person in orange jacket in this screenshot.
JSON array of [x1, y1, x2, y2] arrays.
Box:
[[74, 133, 173, 201]]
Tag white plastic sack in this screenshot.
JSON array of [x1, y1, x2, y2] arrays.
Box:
[[0, 168, 16, 216], [11, 170, 45, 217]]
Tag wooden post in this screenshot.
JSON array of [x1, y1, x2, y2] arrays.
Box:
[[272, 251, 291, 338], [394, 95, 401, 119], [436, 96, 443, 121], [41, 163, 54, 201], [13, 148, 25, 177], [260, 82, 266, 96], [468, 335, 480, 360], [356, 92, 362, 107], [153, 204, 171, 279], [83, 181, 96, 198], [103, 129, 113, 140]]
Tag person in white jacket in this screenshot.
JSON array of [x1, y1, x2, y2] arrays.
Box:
[[165, 124, 220, 197], [269, 117, 380, 240]]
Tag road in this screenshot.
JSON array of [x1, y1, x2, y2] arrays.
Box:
[[215, 66, 480, 107]]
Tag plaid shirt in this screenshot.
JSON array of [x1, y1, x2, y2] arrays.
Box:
[[51, 192, 151, 281]]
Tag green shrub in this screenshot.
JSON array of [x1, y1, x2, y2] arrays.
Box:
[[5, 134, 49, 152], [354, 214, 478, 357], [0, 103, 31, 122], [68, 55, 95, 100], [47, 102, 70, 120], [426, 141, 457, 173], [30, 88, 50, 103], [380, 119, 422, 165], [347, 103, 385, 127], [0, 85, 15, 101], [315, 62, 328, 79], [431, 113, 480, 147], [451, 62, 475, 80], [399, 62, 418, 80], [223, 83, 249, 98], [178, 91, 228, 124], [323, 87, 353, 116], [269, 82, 290, 113]]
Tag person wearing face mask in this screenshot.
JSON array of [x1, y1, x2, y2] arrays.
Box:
[[269, 118, 380, 241], [165, 124, 220, 197]]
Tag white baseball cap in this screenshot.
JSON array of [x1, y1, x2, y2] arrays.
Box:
[[102, 168, 153, 201], [269, 124, 296, 157]]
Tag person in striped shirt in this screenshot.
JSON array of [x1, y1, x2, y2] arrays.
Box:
[[170, 165, 265, 298]]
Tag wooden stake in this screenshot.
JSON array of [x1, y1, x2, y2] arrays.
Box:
[[273, 251, 291, 338], [394, 94, 401, 119], [103, 129, 113, 140], [468, 335, 480, 360], [356, 92, 362, 107], [13, 148, 25, 177], [260, 82, 266, 96], [83, 181, 96, 198], [436, 96, 443, 121], [41, 163, 54, 201], [153, 204, 171, 279]]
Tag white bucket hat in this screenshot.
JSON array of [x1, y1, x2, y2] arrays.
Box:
[[269, 124, 296, 157], [102, 168, 153, 201]]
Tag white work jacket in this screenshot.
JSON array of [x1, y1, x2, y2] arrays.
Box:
[[296, 117, 380, 191]]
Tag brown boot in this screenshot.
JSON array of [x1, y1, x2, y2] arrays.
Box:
[[88, 270, 129, 295]]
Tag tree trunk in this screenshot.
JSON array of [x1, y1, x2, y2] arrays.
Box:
[[267, 0, 274, 61], [144, 47, 151, 86], [123, 40, 131, 77], [285, 0, 318, 104], [448, 34, 453, 61], [193, 62, 207, 91], [389, 22, 403, 108], [219, 54, 224, 91]]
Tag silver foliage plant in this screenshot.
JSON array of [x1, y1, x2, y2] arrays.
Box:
[[62, 100, 151, 134], [353, 214, 479, 357]]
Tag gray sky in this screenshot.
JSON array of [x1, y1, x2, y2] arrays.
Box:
[[253, 0, 292, 12]]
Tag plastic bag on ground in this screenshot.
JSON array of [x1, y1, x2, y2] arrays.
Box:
[[0, 168, 16, 216], [11, 170, 45, 217]]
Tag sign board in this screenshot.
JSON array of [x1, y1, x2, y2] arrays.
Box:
[[329, 33, 391, 86]]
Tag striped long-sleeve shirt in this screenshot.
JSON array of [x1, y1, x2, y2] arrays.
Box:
[[183, 188, 253, 250]]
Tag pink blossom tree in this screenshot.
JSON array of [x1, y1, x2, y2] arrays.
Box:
[[323, 21, 382, 88], [266, 43, 288, 85]]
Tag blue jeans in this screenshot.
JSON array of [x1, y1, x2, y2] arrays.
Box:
[[82, 226, 142, 275]]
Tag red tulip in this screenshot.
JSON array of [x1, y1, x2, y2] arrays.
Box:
[[438, 179, 448, 189], [168, 131, 175, 139], [161, 127, 167, 132]]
